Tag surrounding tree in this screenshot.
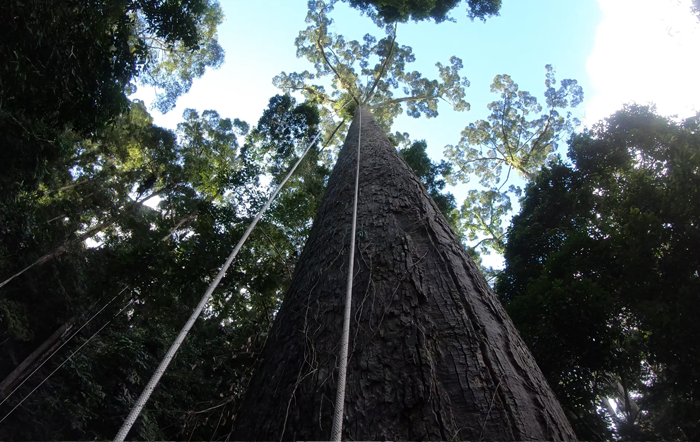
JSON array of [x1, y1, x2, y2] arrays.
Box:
[[345, 0, 502, 23], [497, 105, 700, 440], [398, 139, 459, 226], [0, 0, 224, 200], [232, 107, 576, 440], [0, 94, 328, 440], [445, 66, 582, 260]]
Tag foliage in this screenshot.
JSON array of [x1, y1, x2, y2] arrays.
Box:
[[497, 105, 700, 440], [137, 0, 225, 112], [455, 187, 514, 255], [445, 66, 582, 258], [447, 66, 582, 185], [0, 94, 327, 439], [398, 140, 459, 226], [0, 0, 224, 200], [245, 94, 329, 258], [345, 0, 501, 23], [274, 0, 471, 135]]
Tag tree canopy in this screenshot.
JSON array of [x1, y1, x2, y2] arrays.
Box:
[[497, 104, 700, 440], [0, 0, 224, 200], [275, 0, 471, 135], [0, 92, 328, 439], [444, 67, 582, 265], [345, 0, 502, 23]]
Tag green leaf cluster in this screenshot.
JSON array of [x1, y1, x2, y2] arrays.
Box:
[[344, 0, 501, 23], [0, 93, 330, 440], [0, 0, 224, 201], [497, 105, 700, 440], [445, 66, 582, 263]]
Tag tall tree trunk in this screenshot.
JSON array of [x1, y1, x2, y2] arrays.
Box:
[[233, 107, 576, 441]]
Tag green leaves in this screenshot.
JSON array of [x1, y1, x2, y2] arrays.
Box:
[[245, 95, 320, 176], [138, 0, 226, 112], [176, 108, 248, 198], [497, 105, 700, 441], [444, 66, 582, 268], [0, 0, 226, 205], [456, 188, 512, 255], [344, 0, 502, 23], [0, 93, 330, 439], [275, 0, 471, 133], [447, 66, 582, 186], [399, 140, 458, 226]]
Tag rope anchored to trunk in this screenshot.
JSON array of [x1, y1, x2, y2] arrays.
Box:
[[330, 105, 362, 441]]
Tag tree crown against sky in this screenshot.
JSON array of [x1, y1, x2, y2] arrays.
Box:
[[273, 0, 472, 138], [0, 0, 223, 133], [0, 0, 225, 204], [438, 67, 583, 266]]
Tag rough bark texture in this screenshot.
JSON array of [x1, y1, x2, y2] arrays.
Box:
[[233, 107, 576, 441]]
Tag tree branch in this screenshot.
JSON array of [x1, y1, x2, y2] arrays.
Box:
[[316, 38, 360, 105], [0, 187, 170, 292], [498, 166, 512, 192], [365, 27, 397, 104], [51, 178, 95, 194], [369, 95, 435, 109], [160, 212, 198, 242], [521, 108, 555, 175], [320, 118, 347, 151], [500, 97, 519, 168], [287, 86, 337, 104]]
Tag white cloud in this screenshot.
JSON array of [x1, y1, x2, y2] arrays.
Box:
[[586, 0, 700, 125]]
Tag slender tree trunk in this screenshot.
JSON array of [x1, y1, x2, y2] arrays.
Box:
[[0, 189, 165, 291], [0, 220, 114, 290], [233, 107, 576, 441], [160, 212, 198, 242], [0, 317, 76, 397]]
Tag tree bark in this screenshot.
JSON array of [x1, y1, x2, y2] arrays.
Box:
[[233, 106, 576, 441]]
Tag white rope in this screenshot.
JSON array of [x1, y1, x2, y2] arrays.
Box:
[[0, 298, 134, 426], [331, 105, 362, 441], [115, 102, 351, 442], [0, 285, 130, 409]]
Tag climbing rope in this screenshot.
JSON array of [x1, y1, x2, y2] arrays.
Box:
[[0, 285, 130, 410], [0, 297, 134, 426], [330, 105, 361, 441], [114, 102, 351, 441]]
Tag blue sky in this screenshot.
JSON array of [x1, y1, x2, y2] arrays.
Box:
[[133, 0, 700, 266], [136, 0, 601, 147], [136, 0, 700, 138]]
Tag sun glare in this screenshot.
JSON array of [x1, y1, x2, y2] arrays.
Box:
[[586, 0, 700, 125]]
